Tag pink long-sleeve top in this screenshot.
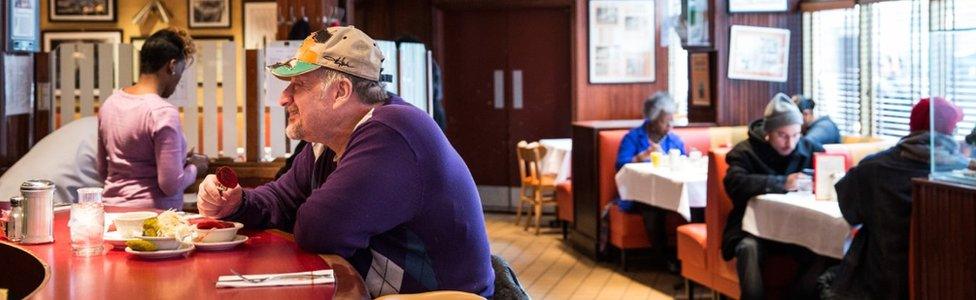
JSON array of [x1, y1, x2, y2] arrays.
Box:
[[97, 90, 197, 209]]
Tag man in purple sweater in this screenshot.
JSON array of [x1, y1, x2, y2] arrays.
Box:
[[196, 27, 494, 298]]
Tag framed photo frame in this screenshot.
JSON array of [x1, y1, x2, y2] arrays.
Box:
[[727, 25, 790, 83], [243, 1, 278, 50], [49, 0, 116, 22], [728, 0, 790, 13], [42, 30, 122, 52], [689, 52, 712, 107], [7, 0, 41, 52], [588, 0, 656, 84], [188, 0, 232, 28]]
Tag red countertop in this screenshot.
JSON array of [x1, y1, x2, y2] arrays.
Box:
[[2, 207, 368, 300]]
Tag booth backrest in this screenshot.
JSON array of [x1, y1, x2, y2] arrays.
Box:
[[596, 126, 750, 209], [598, 130, 630, 208], [824, 139, 897, 167], [705, 147, 741, 297]]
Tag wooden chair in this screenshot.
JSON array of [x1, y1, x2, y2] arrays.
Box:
[[515, 141, 557, 234]]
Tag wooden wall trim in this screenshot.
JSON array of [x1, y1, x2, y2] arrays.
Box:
[[432, 0, 572, 9], [800, 0, 856, 12]]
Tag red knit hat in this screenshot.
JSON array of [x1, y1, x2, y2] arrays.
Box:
[[909, 97, 964, 134]]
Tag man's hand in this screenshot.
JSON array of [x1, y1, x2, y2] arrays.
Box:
[[784, 172, 810, 191], [634, 148, 655, 163], [197, 174, 243, 219]]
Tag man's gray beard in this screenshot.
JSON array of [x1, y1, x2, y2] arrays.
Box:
[[285, 122, 303, 140]]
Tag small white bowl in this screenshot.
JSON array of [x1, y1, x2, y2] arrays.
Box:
[[113, 211, 158, 238], [137, 236, 182, 251], [193, 222, 244, 243]]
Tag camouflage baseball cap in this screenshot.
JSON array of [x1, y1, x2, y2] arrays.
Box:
[[268, 26, 385, 81]]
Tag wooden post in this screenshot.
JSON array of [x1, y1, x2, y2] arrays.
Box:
[[245, 50, 261, 162]]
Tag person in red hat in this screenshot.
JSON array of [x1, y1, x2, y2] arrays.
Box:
[[821, 97, 975, 299]]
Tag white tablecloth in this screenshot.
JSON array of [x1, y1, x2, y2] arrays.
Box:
[[741, 193, 851, 259], [614, 160, 708, 221], [539, 138, 572, 183]]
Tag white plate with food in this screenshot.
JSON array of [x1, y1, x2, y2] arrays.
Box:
[[125, 243, 195, 259], [193, 235, 248, 251], [104, 231, 133, 249]]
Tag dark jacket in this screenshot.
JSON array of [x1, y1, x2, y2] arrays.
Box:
[[804, 116, 841, 145], [721, 119, 824, 260], [828, 132, 967, 300]]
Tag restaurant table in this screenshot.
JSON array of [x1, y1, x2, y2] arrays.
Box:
[[614, 160, 708, 221], [538, 138, 572, 183], [741, 193, 852, 259], [1, 207, 368, 300]]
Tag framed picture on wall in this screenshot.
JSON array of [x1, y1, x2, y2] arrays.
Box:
[[7, 0, 41, 52], [689, 52, 712, 107], [727, 25, 790, 82], [188, 0, 231, 28], [243, 1, 278, 49], [42, 30, 121, 52], [49, 0, 116, 22], [728, 0, 789, 13], [588, 0, 656, 84]]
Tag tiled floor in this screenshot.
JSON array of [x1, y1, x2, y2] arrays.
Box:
[[485, 214, 694, 300]]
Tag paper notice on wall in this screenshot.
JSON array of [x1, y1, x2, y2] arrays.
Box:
[[264, 41, 300, 107], [5, 54, 34, 116]]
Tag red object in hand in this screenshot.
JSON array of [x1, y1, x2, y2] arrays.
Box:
[[215, 166, 239, 189], [196, 220, 234, 229]]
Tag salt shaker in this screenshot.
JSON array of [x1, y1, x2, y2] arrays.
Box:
[[6, 196, 24, 242]]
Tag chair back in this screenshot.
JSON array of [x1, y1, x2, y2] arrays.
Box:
[[516, 141, 546, 186]]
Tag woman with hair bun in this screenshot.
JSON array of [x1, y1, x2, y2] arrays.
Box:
[[97, 27, 208, 209]]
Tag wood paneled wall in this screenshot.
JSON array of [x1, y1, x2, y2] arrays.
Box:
[[275, 0, 344, 39], [0, 55, 34, 171], [352, 0, 433, 46], [571, 0, 669, 121], [911, 179, 976, 300], [712, 0, 804, 126]]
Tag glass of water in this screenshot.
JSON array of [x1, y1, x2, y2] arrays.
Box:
[[69, 187, 105, 256]]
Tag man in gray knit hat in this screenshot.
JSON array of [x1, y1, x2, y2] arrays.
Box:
[[721, 93, 827, 299]]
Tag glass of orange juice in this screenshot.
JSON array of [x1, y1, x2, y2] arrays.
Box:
[[650, 152, 663, 167]]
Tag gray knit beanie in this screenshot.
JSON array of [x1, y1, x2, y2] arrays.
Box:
[[763, 93, 804, 134]]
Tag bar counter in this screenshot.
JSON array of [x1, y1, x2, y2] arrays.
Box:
[[0, 207, 368, 300]]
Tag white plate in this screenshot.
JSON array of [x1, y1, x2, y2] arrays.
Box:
[[126, 243, 195, 259], [193, 235, 248, 251], [105, 231, 133, 249]]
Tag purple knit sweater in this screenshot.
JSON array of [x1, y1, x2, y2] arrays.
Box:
[[226, 96, 494, 298]]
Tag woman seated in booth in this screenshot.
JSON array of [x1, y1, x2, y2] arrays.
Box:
[[614, 91, 688, 270], [97, 27, 208, 209]]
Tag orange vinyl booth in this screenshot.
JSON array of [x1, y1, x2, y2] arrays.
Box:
[[677, 139, 894, 298], [596, 126, 748, 270]]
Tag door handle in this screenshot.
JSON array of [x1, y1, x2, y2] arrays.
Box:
[[512, 70, 523, 110], [493, 70, 504, 109]]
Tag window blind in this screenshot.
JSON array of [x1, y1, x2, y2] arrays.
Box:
[[868, 0, 929, 138], [805, 7, 862, 135], [931, 0, 976, 137]]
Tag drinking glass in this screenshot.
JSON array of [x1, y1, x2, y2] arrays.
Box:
[[69, 187, 104, 256], [796, 177, 813, 196], [650, 152, 663, 167]]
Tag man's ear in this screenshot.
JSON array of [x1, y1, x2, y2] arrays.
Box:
[[331, 77, 353, 107]]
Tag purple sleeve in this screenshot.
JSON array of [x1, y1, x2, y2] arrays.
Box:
[[96, 117, 108, 181], [293, 122, 421, 257], [150, 107, 197, 201], [227, 146, 314, 230]]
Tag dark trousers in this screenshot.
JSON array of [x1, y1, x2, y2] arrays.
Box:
[[734, 235, 830, 300], [636, 203, 704, 260]]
